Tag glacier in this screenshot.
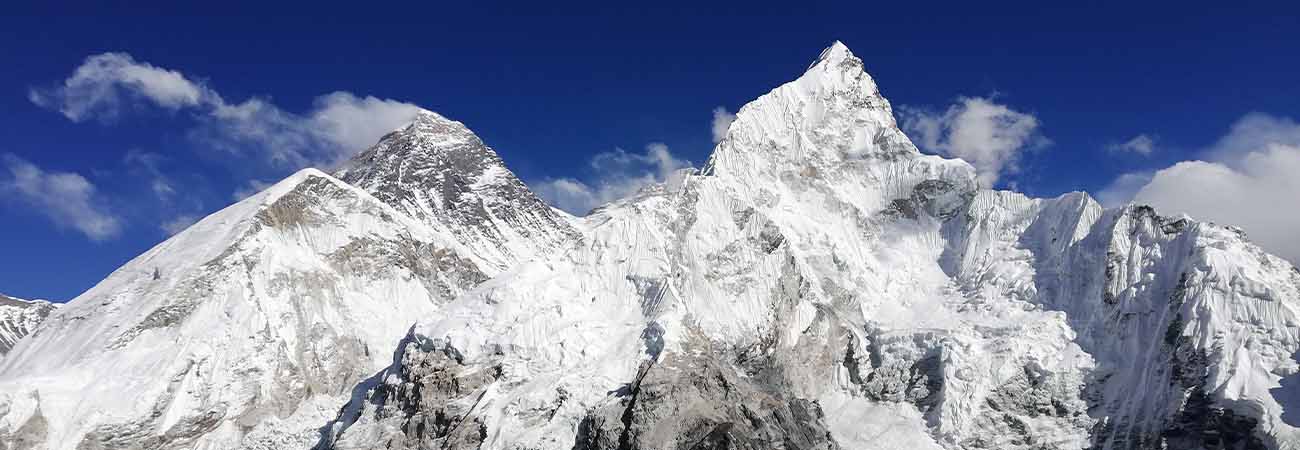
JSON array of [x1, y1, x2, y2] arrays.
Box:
[[2, 41, 1300, 450]]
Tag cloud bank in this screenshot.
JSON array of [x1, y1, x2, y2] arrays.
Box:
[[1100, 113, 1300, 264], [900, 97, 1047, 188]]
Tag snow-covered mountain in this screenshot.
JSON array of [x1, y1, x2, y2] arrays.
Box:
[[0, 115, 573, 449], [0, 294, 56, 357], [318, 43, 1300, 450], [335, 110, 580, 271], [3, 42, 1300, 450]]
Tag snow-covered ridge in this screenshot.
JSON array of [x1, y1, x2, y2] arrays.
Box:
[[0, 294, 57, 357], [0, 168, 496, 449], [320, 41, 1300, 450]]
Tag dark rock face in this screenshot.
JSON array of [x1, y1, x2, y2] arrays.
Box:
[[572, 350, 839, 450], [335, 111, 579, 270], [963, 366, 1093, 449], [0, 399, 46, 450], [888, 179, 975, 221], [319, 335, 501, 450], [1162, 387, 1268, 450]]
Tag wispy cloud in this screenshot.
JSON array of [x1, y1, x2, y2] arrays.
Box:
[[900, 97, 1047, 188], [1100, 113, 1300, 264], [0, 154, 123, 241], [1107, 134, 1157, 155], [531, 143, 692, 215], [711, 107, 736, 144], [195, 92, 425, 169], [32, 52, 425, 175]]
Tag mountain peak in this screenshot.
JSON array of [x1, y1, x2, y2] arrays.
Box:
[[797, 40, 875, 94], [335, 110, 579, 270], [407, 108, 463, 129], [702, 40, 921, 179], [367, 109, 477, 155], [807, 40, 855, 70]]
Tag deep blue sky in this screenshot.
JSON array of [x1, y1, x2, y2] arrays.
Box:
[[2, 2, 1297, 301]]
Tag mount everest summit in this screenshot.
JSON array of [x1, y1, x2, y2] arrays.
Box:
[[2, 42, 1300, 450]]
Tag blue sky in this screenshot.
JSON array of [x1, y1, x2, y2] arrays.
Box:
[[2, 2, 1299, 301]]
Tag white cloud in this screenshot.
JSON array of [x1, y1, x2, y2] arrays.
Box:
[[1094, 171, 1153, 208], [1108, 134, 1156, 155], [160, 214, 199, 236], [531, 143, 692, 215], [900, 97, 1047, 188], [34, 52, 423, 171], [310, 92, 426, 155], [712, 107, 736, 144], [531, 178, 600, 216], [200, 92, 423, 168], [1099, 113, 1300, 264], [30, 53, 215, 122], [0, 154, 123, 241], [1206, 113, 1300, 160]]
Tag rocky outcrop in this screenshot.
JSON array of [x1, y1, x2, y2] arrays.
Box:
[[321, 334, 502, 450], [573, 342, 839, 450]]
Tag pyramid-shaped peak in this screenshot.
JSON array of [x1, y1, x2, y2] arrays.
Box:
[[335, 109, 579, 270], [804, 40, 868, 78], [701, 39, 926, 178], [807, 40, 857, 69], [409, 108, 458, 125], [393, 108, 473, 137], [794, 40, 877, 96]]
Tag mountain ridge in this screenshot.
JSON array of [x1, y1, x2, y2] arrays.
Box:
[[0, 293, 56, 358], [2, 42, 1298, 450]]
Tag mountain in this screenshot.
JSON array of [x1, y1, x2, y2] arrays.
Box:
[[0, 294, 56, 357], [3, 42, 1300, 450], [0, 111, 574, 449], [334, 110, 579, 271], [318, 42, 1300, 450]]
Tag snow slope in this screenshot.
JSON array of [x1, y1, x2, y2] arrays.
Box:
[[0, 169, 494, 449], [0, 294, 56, 357]]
